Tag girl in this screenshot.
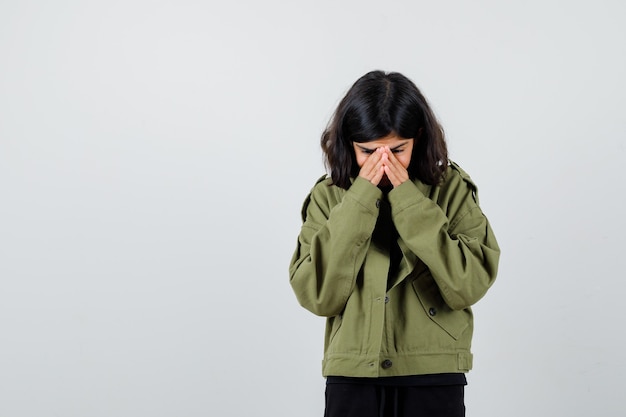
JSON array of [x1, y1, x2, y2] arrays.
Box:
[[289, 70, 500, 417]]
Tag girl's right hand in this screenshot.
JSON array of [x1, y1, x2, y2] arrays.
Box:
[[358, 148, 386, 186]]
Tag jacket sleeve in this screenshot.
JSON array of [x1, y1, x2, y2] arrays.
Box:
[[388, 174, 500, 311], [289, 177, 382, 317]]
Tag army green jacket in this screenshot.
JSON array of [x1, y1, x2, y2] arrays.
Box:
[[289, 163, 500, 378]]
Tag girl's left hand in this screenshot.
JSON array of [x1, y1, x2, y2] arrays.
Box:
[[382, 146, 409, 188]]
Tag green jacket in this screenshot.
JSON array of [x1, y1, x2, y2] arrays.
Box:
[[289, 163, 500, 377]]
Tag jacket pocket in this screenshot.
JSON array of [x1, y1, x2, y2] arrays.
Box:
[[411, 272, 471, 340]]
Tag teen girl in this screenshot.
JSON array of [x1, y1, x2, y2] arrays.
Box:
[[289, 70, 500, 417]]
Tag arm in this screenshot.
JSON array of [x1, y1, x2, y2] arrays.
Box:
[[388, 174, 500, 310], [289, 177, 382, 317]]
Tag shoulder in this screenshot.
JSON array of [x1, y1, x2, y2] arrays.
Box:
[[300, 174, 344, 221], [308, 174, 340, 201], [438, 161, 480, 204], [421, 161, 482, 225]]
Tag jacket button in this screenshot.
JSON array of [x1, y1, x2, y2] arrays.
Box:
[[381, 359, 392, 369], [384, 296, 389, 304], [375, 199, 381, 208], [429, 307, 437, 316]]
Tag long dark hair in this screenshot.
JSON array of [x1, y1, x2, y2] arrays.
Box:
[[321, 70, 448, 189]]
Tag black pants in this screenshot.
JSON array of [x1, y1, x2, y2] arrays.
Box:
[[324, 383, 465, 417]]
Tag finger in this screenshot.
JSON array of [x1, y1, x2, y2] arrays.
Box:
[[383, 164, 397, 183], [371, 165, 385, 185], [381, 148, 398, 174], [358, 149, 383, 183], [365, 151, 383, 178], [385, 147, 399, 164], [362, 149, 381, 171], [357, 154, 375, 178], [383, 165, 403, 187], [385, 147, 404, 168], [384, 152, 401, 175], [382, 149, 408, 187], [368, 150, 386, 184]]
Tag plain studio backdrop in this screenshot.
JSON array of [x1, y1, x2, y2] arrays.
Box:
[[1, 1, 625, 416]]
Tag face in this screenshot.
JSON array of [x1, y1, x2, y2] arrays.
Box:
[[353, 133, 414, 184], [353, 133, 414, 186]]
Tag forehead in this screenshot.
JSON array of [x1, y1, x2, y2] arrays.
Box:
[[355, 133, 413, 149]]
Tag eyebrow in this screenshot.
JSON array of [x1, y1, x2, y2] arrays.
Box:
[[355, 141, 411, 152]]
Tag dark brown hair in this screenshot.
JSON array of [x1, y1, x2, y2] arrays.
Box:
[[321, 70, 448, 189]]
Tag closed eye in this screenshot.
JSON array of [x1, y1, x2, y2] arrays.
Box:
[[355, 145, 375, 154], [390, 143, 410, 153]]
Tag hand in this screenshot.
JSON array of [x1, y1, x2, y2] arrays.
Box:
[[357, 148, 385, 186], [381, 146, 409, 188]]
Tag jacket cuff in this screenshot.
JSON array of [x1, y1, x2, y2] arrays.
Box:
[[388, 180, 426, 212], [347, 176, 384, 214]]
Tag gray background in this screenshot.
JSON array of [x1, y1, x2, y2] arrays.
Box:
[[1, 0, 625, 416]]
